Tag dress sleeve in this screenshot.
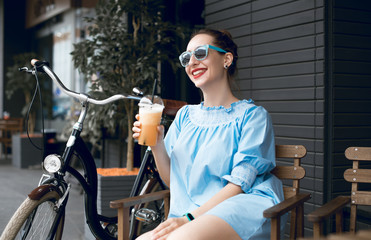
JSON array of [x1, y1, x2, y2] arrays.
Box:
[[222, 106, 276, 193], [164, 105, 187, 156]]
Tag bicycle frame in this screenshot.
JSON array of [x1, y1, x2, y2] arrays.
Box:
[[25, 60, 141, 240], [36, 102, 117, 240], [4, 60, 174, 240]]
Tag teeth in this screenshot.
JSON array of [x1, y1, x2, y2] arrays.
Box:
[[193, 70, 205, 75]]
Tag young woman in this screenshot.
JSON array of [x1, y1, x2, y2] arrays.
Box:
[[133, 29, 285, 240]]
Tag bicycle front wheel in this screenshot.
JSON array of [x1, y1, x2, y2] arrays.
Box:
[[0, 187, 64, 240]]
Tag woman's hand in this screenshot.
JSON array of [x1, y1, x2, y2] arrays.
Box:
[[132, 114, 165, 147], [150, 216, 188, 240], [132, 114, 142, 140], [133, 114, 171, 185]]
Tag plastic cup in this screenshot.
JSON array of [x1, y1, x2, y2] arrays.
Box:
[[138, 96, 164, 146]]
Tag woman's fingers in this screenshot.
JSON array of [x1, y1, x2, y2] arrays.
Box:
[[132, 117, 165, 143], [151, 225, 173, 240], [132, 121, 141, 139], [151, 217, 188, 240], [133, 120, 141, 127], [151, 220, 172, 239], [155, 234, 169, 240]]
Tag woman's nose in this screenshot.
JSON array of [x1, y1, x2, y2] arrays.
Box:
[[188, 54, 199, 66]]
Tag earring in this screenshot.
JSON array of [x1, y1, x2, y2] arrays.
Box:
[[224, 65, 228, 69]]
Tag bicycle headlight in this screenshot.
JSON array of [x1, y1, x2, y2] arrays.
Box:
[[43, 154, 63, 173]]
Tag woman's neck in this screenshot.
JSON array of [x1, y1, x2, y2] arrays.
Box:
[[202, 87, 239, 109]]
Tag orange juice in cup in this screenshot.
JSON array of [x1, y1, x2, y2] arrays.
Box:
[[138, 96, 164, 146]]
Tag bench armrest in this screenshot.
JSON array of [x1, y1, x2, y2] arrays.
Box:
[[110, 189, 170, 209], [110, 189, 170, 240], [307, 196, 350, 223], [263, 193, 311, 218]]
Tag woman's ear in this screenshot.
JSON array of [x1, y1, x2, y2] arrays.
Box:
[[224, 52, 234, 68]]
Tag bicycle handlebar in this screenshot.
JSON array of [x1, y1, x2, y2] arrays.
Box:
[[31, 59, 142, 105]]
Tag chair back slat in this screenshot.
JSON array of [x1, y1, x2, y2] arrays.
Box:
[[162, 99, 187, 117], [272, 145, 307, 199], [275, 145, 306, 159], [283, 187, 298, 199], [0, 118, 23, 139], [345, 147, 371, 161], [271, 166, 305, 180], [0, 118, 23, 131], [344, 169, 371, 183], [0, 118, 23, 159], [351, 191, 371, 206]]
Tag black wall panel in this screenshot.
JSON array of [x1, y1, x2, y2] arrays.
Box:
[[205, 0, 371, 236]]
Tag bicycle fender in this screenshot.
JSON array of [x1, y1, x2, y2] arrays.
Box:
[[28, 184, 60, 200]]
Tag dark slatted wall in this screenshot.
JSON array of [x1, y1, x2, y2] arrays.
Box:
[[205, 0, 324, 236], [330, 0, 371, 223]]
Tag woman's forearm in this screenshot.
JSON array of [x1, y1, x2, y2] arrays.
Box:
[[151, 140, 171, 186], [191, 183, 243, 218]]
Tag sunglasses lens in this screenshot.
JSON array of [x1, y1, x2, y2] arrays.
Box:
[[194, 47, 207, 60], [180, 52, 191, 67], [179, 46, 209, 67]]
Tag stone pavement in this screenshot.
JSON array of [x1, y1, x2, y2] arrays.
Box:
[[0, 157, 89, 239]]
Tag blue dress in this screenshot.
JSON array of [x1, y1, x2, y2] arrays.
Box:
[[164, 99, 286, 239]]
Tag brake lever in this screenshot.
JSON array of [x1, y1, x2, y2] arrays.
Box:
[[132, 87, 144, 97], [18, 67, 34, 74]]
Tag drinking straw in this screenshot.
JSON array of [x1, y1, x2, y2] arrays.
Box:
[[151, 78, 157, 103]]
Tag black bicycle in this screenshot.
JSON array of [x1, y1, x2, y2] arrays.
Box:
[[0, 60, 184, 240]]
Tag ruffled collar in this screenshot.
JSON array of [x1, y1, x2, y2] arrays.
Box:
[[188, 99, 255, 127], [200, 99, 253, 113]]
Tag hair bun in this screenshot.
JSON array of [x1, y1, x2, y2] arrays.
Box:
[[219, 29, 233, 39]]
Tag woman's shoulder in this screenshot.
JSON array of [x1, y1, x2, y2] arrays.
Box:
[[233, 100, 272, 129], [238, 99, 269, 115], [172, 104, 192, 125]]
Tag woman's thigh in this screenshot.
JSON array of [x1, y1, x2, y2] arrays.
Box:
[[167, 215, 241, 240], [135, 230, 152, 240]]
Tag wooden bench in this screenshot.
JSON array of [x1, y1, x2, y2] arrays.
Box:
[[0, 118, 23, 159]]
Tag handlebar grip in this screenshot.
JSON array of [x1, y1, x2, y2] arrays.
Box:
[[31, 59, 50, 73], [31, 59, 39, 66]]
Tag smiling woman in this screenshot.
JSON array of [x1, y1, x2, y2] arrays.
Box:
[[183, 30, 238, 99], [133, 29, 285, 240]]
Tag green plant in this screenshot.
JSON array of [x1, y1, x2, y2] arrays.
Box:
[[5, 52, 51, 134], [71, 0, 184, 170]]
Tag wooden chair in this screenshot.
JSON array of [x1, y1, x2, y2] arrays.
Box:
[[0, 118, 23, 159], [111, 144, 310, 240], [307, 147, 371, 238], [264, 145, 311, 240]]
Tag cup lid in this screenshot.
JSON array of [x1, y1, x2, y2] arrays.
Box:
[[138, 95, 164, 107]]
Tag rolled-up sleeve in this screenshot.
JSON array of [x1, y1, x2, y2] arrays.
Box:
[[222, 106, 276, 193]]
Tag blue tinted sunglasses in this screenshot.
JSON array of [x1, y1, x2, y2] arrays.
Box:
[[179, 44, 227, 67]]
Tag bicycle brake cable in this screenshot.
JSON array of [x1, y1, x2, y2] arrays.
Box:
[[25, 66, 46, 157]]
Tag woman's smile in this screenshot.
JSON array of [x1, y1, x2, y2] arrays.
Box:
[[192, 68, 207, 79]]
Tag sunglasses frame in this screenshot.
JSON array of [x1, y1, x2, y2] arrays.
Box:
[[179, 44, 228, 67]]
